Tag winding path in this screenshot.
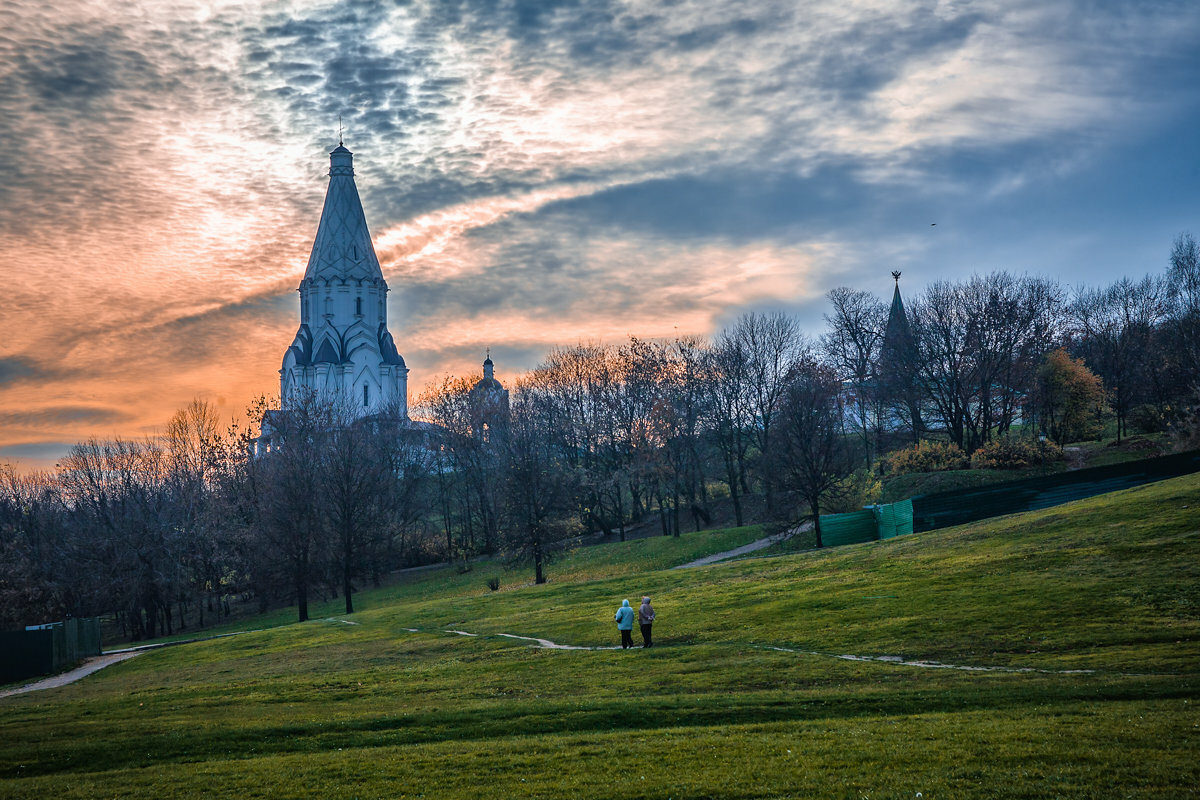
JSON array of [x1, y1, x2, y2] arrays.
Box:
[[1, 628, 266, 699], [419, 626, 1108, 674], [0, 652, 144, 699], [672, 522, 811, 569]]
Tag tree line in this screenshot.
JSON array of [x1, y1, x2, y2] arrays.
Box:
[[2, 234, 1197, 635]]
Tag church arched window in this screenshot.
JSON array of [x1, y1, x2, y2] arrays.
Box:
[[355, 297, 362, 316], [363, 383, 369, 407]]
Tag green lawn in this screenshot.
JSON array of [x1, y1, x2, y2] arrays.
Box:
[[2, 478, 1198, 799]]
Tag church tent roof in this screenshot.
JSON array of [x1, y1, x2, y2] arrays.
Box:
[[304, 145, 385, 284]]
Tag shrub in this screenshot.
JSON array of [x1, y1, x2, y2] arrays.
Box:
[[1129, 403, 1169, 434], [970, 435, 1064, 470], [1034, 348, 1107, 445], [486, 577, 500, 592], [882, 440, 970, 474], [825, 468, 883, 513], [1168, 398, 1200, 450]]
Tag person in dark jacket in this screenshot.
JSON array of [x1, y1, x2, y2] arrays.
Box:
[[614, 599, 635, 649], [638, 596, 656, 648]]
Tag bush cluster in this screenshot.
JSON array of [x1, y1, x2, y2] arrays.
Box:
[[824, 468, 883, 513], [1129, 404, 1169, 434], [969, 435, 1064, 470], [882, 440, 969, 474], [1169, 400, 1200, 450]]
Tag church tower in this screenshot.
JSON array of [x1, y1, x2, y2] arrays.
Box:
[[879, 270, 922, 439], [280, 143, 409, 416], [469, 352, 510, 439]]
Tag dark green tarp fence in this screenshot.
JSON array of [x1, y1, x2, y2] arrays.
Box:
[[910, 448, 1200, 533], [0, 617, 102, 684], [820, 499, 915, 547]]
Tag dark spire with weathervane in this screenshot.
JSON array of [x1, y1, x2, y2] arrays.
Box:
[[879, 270, 923, 439]]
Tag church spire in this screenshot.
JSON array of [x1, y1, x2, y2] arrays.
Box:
[[280, 144, 409, 419], [303, 143, 384, 284]]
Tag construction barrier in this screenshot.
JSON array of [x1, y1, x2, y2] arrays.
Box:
[[0, 617, 102, 684], [818, 499, 915, 546], [820, 509, 877, 546], [876, 499, 915, 539], [910, 449, 1200, 533]]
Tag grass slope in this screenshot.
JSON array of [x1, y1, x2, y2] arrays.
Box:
[[1, 480, 1198, 799]]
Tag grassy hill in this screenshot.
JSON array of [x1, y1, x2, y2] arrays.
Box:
[[1, 476, 1198, 798]]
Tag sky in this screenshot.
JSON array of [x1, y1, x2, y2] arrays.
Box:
[[2, 0, 1199, 470]]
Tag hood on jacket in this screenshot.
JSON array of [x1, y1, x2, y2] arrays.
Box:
[[621, 599, 630, 607]]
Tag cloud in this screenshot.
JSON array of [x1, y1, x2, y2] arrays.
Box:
[[0, 406, 132, 429], [0, 357, 54, 387], [0, 442, 79, 470], [0, 0, 1197, 467]]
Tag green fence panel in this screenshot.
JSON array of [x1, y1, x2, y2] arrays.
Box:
[[0, 630, 55, 683], [76, 617, 102, 657], [876, 499, 914, 539], [0, 618, 102, 683], [820, 510, 878, 546], [911, 449, 1200, 533], [51, 623, 68, 671]]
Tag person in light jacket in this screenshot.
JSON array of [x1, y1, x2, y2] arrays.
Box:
[[614, 599, 635, 649], [638, 596, 656, 648]]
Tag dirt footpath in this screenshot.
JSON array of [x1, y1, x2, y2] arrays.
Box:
[[672, 522, 811, 569], [0, 652, 143, 699]]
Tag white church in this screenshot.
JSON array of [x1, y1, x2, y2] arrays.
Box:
[[263, 142, 506, 446], [279, 142, 410, 416]]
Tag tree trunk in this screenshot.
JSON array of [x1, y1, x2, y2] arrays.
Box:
[[725, 457, 744, 526], [296, 549, 310, 622], [615, 490, 627, 542], [811, 499, 823, 548], [672, 484, 681, 537], [343, 540, 355, 615], [533, 535, 545, 585]]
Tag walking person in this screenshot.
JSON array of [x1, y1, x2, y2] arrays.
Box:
[[614, 599, 635, 649], [638, 596, 656, 648]]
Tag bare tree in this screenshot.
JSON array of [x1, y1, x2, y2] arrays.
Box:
[[822, 287, 887, 465], [164, 399, 232, 628], [321, 401, 400, 615], [723, 313, 809, 511], [705, 335, 753, 526], [911, 274, 1063, 451], [771, 359, 854, 548], [58, 438, 177, 638], [500, 378, 582, 584], [0, 466, 73, 629], [1167, 232, 1200, 390], [253, 392, 333, 622], [1072, 276, 1166, 441]]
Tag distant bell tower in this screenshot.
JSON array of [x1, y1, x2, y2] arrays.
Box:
[[469, 351, 510, 439], [279, 143, 409, 416]]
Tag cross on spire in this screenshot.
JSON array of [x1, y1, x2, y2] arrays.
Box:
[[338, 114, 344, 146]]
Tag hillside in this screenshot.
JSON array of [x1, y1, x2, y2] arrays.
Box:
[[1, 475, 1197, 798]]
